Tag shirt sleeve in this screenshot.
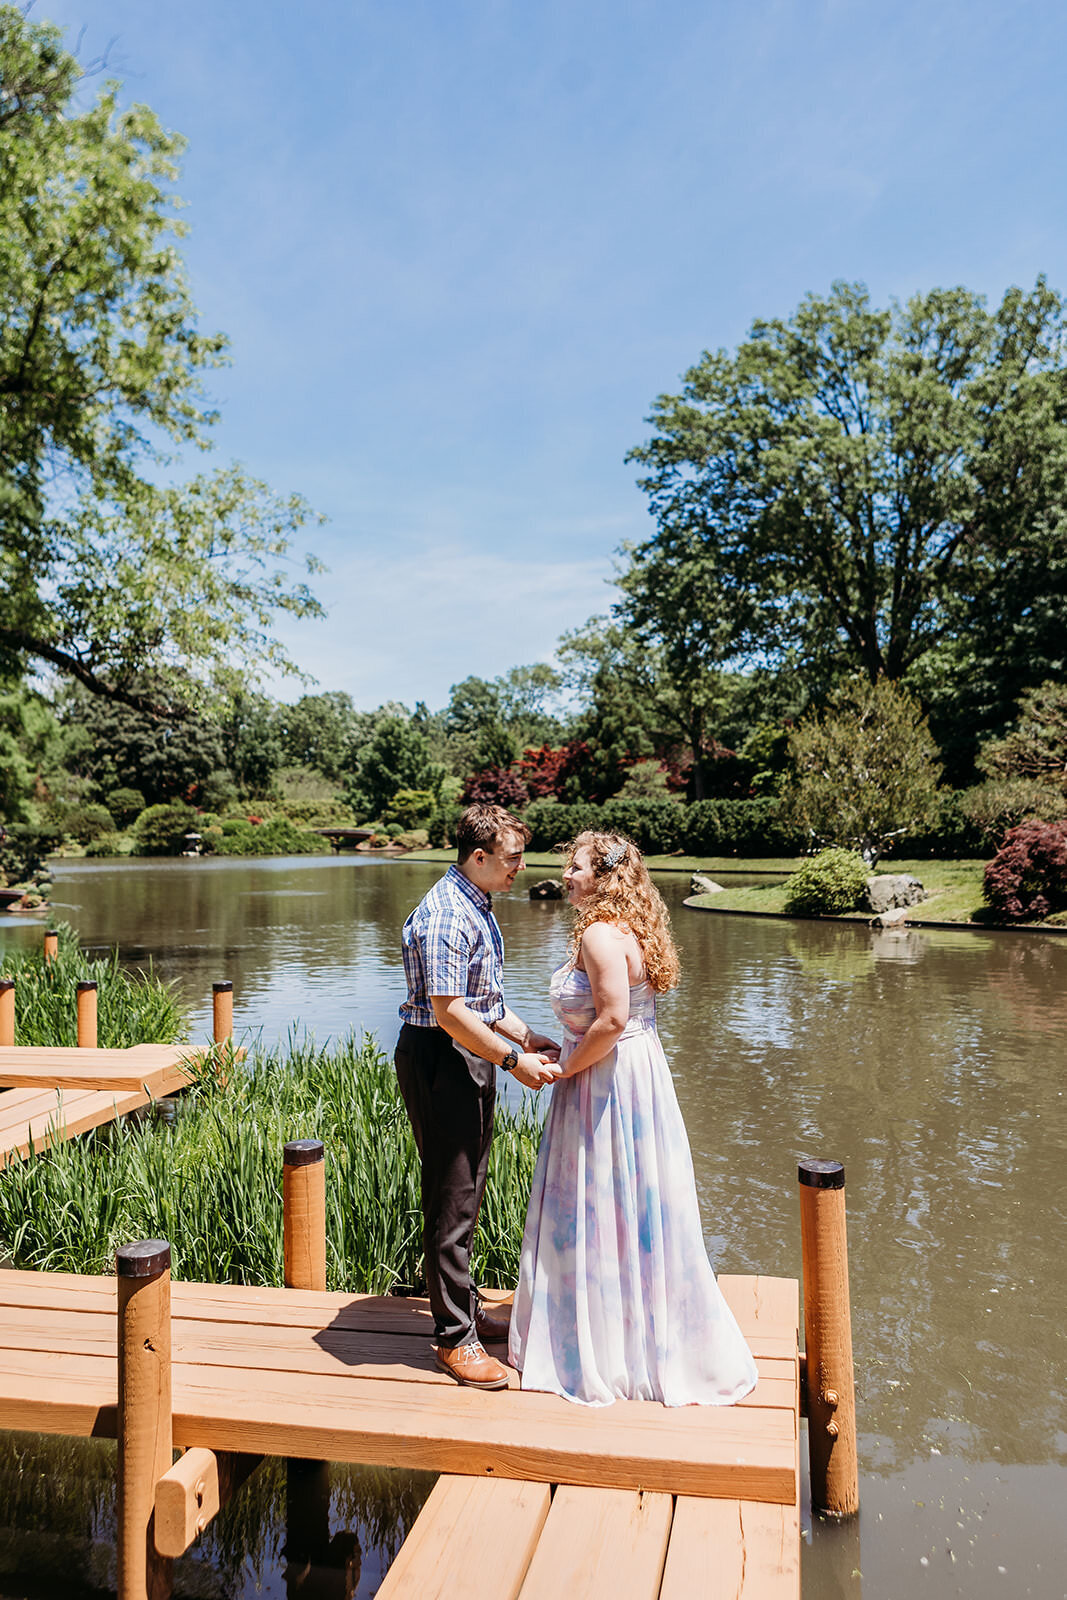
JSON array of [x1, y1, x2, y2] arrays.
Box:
[[419, 905, 473, 999]]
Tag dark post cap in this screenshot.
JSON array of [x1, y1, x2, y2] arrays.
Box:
[[45, 929, 59, 937], [75, 980, 98, 993], [0, 977, 14, 992], [116, 1240, 171, 1277], [213, 980, 233, 993], [798, 1158, 845, 1190], [284, 1139, 325, 1168]]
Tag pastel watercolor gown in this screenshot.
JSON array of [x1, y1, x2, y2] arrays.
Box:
[[508, 962, 758, 1407]]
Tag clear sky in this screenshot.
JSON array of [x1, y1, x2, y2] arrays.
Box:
[[35, 0, 1067, 710]]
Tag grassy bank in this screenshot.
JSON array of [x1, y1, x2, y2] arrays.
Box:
[[406, 848, 801, 874], [688, 859, 1017, 925], [0, 1031, 542, 1292]]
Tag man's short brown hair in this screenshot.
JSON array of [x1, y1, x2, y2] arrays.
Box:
[[455, 803, 531, 863]]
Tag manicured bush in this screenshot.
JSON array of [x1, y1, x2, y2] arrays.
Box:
[[982, 819, 1067, 922], [601, 799, 684, 854], [133, 803, 200, 855], [523, 801, 605, 851], [210, 817, 329, 857], [681, 797, 801, 856], [783, 849, 870, 916], [106, 787, 146, 828], [84, 832, 125, 858]]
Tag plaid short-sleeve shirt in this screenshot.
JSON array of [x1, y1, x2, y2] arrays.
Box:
[[398, 864, 506, 1029]]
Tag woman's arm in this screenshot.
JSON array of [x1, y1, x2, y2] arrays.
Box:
[[558, 922, 631, 1079]]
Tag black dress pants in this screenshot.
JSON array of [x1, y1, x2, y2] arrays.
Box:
[[394, 1022, 495, 1347]]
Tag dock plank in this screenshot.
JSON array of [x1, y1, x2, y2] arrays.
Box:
[[0, 1272, 797, 1359], [0, 1304, 797, 1409], [517, 1485, 673, 1600], [659, 1497, 800, 1598], [0, 1045, 192, 1095], [0, 1087, 150, 1167], [376, 1475, 551, 1600]]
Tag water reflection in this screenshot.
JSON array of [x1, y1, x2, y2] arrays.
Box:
[[0, 857, 1064, 1598]]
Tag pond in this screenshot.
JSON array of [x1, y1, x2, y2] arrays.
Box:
[[1, 855, 1064, 1599]]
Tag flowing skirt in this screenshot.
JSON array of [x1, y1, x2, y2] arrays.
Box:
[[509, 1020, 758, 1406]]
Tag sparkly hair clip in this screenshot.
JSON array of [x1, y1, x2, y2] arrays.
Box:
[[602, 842, 628, 870]]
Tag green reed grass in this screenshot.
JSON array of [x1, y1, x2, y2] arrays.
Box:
[[0, 1030, 544, 1293], [0, 924, 186, 1047]]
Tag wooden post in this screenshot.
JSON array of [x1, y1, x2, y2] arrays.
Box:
[[43, 928, 58, 964], [284, 1140, 327, 1292], [212, 980, 233, 1044], [117, 1240, 174, 1600], [76, 980, 98, 1048], [0, 977, 13, 1047], [282, 1141, 336, 1592], [799, 1159, 858, 1519]]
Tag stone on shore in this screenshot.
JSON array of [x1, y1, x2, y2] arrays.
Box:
[[865, 873, 926, 914], [529, 878, 563, 900], [691, 873, 724, 895]]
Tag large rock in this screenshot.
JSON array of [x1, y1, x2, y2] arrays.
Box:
[[865, 873, 926, 914], [529, 878, 563, 900], [691, 873, 724, 895]]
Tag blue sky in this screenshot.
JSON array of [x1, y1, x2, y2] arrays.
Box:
[[37, 0, 1067, 710]]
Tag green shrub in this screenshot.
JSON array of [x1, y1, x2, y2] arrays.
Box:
[[784, 849, 869, 915], [52, 802, 115, 845], [212, 817, 329, 857], [133, 803, 200, 855], [106, 787, 146, 829], [383, 788, 436, 831], [84, 832, 125, 858]]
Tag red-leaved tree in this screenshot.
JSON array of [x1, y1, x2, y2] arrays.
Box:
[[983, 819, 1067, 922]]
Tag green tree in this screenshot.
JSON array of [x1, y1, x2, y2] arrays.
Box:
[[977, 681, 1067, 796], [0, 8, 322, 709], [345, 717, 442, 820], [625, 279, 1067, 770], [276, 692, 363, 781], [219, 691, 284, 796], [57, 682, 228, 806], [785, 676, 942, 865]]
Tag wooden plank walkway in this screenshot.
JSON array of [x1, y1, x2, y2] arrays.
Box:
[[0, 1270, 798, 1507], [0, 1045, 194, 1167]]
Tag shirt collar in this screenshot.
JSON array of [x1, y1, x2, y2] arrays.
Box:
[[447, 863, 493, 915]]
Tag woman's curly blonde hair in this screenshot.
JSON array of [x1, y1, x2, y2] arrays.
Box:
[[561, 831, 680, 993]]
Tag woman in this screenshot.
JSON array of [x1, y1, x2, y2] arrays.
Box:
[[508, 831, 757, 1407]]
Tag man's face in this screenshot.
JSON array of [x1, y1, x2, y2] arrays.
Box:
[[478, 829, 526, 893]]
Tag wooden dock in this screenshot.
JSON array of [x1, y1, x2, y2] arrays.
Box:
[[0, 1267, 801, 1596], [0, 1045, 194, 1168]]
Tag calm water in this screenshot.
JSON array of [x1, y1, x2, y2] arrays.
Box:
[[1, 855, 1065, 1599]]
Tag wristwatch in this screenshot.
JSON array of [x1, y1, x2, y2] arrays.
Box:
[[500, 1047, 519, 1072]]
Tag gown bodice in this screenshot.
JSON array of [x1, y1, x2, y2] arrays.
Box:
[[549, 961, 657, 1042]]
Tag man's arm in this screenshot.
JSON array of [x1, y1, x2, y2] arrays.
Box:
[[494, 1002, 561, 1061], [430, 996, 561, 1088]]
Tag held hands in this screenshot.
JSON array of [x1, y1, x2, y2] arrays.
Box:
[[512, 1051, 562, 1090], [525, 1029, 561, 1063]]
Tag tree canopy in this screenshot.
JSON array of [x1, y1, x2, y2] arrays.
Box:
[[624, 279, 1067, 771], [0, 7, 323, 709]]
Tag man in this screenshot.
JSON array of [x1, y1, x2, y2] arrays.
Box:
[[395, 802, 561, 1389]]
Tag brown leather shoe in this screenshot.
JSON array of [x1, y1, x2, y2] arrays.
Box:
[[435, 1340, 509, 1390], [474, 1301, 512, 1344]]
